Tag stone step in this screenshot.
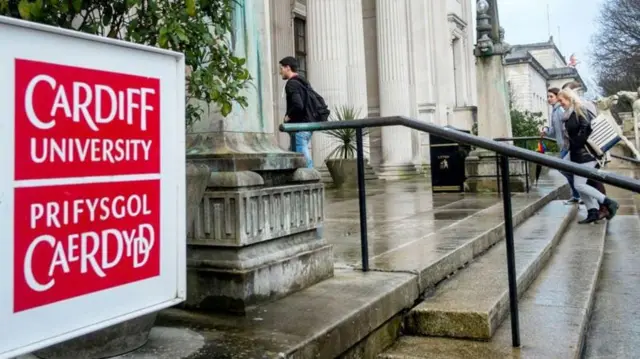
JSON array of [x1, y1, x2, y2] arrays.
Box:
[[379, 209, 607, 358], [362, 184, 569, 293], [404, 200, 578, 340], [584, 214, 640, 358], [157, 270, 417, 359], [318, 164, 379, 184], [148, 183, 568, 358]]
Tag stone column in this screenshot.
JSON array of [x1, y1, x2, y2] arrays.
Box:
[[270, 0, 296, 150], [229, 0, 275, 133], [430, 0, 455, 126], [409, 0, 436, 171], [344, 0, 370, 160], [465, 0, 521, 193], [476, 55, 511, 139], [462, 0, 477, 106], [345, 0, 368, 119], [375, 0, 416, 179], [307, 0, 349, 167], [406, 0, 420, 169]]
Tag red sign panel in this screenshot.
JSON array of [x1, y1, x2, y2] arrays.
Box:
[[14, 59, 161, 180], [13, 180, 161, 313]]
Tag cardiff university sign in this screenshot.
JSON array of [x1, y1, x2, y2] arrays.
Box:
[[0, 16, 186, 358]]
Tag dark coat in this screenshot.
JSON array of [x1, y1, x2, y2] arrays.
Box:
[[284, 76, 308, 123], [564, 108, 595, 164]]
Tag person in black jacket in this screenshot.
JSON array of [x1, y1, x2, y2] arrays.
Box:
[[279, 56, 313, 168], [556, 89, 619, 224]]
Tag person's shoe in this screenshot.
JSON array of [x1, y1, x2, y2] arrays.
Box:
[[598, 206, 609, 220], [565, 198, 580, 205], [579, 209, 600, 224], [603, 198, 619, 220]]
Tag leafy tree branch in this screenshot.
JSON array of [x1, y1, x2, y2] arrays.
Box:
[[1, 0, 251, 126]]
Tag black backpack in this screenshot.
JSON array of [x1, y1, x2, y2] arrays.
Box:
[[292, 77, 330, 122]]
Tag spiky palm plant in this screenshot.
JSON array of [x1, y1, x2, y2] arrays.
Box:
[[325, 105, 368, 160]]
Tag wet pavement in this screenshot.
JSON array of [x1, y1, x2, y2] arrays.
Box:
[[583, 180, 640, 358], [324, 178, 500, 267], [324, 176, 566, 270]]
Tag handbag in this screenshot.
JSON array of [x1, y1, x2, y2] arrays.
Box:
[[585, 113, 621, 165]]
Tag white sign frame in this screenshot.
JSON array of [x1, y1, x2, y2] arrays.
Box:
[[0, 16, 186, 359]]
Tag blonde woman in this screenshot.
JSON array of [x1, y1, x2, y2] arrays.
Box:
[[556, 89, 619, 224]]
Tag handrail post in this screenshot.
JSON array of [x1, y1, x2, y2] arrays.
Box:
[[524, 140, 530, 193], [500, 155, 521, 347], [355, 128, 369, 271], [495, 154, 501, 195]]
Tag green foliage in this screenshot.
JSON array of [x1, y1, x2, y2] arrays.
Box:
[[1, 0, 251, 126], [510, 108, 543, 143], [505, 83, 558, 152], [325, 105, 368, 160], [510, 108, 558, 152]]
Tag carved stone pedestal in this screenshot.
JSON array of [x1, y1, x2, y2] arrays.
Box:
[[464, 149, 529, 192], [184, 133, 334, 314]]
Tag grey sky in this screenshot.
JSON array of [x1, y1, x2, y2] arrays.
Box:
[[473, 0, 604, 93]]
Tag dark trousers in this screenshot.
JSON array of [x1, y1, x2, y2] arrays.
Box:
[[587, 163, 606, 195], [587, 164, 608, 216]]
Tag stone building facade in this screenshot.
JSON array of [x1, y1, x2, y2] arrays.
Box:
[[504, 37, 586, 122], [270, 0, 477, 178]]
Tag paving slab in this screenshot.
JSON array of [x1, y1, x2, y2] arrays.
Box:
[[584, 208, 640, 358], [379, 209, 607, 359], [155, 269, 418, 359], [404, 201, 577, 339], [367, 184, 568, 291], [17, 328, 205, 359], [326, 172, 568, 269]]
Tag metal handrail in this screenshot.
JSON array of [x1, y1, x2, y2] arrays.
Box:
[[494, 135, 556, 142], [280, 115, 640, 348], [493, 136, 558, 193], [281, 117, 640, 192], [497, 136, 640, 166], [497, 136, 640, 179], [611, 153, 640, 165]]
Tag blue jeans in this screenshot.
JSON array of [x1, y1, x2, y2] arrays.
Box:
[[560, 148, 580, 199], [291, 131, 313, 168]]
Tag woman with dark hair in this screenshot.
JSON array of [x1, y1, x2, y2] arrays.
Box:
[[543, 87, 581, 203], [556, 89, 619, 223]]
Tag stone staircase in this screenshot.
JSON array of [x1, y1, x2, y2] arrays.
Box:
[[376, 182, 640, 359], [318, 163, 379, 184], [403, 201, 577, 340], [152, 174, 572, 358], [380, 214, 607, 358]]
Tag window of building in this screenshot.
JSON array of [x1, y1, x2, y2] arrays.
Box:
[[294, 17, 307, 78]]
